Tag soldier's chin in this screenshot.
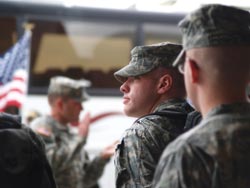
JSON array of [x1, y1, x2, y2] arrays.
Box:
[[124, 108, 141, 118]]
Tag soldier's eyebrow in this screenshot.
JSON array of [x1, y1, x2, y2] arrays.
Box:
[[132, 76, 141, 80]]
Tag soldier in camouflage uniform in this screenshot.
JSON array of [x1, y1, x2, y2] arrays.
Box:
[[30, 76, 116, 188], [153, 4, 250, 188], [113, 42, 193, 187]]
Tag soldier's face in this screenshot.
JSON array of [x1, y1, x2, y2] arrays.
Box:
[[61, 98, 83, 123], [120, 72, 159, 117]]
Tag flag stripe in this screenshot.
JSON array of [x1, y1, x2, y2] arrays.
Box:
[[0, 79, 26, 95], [0, 30, 31, 112], [0, 91, 25, 110]]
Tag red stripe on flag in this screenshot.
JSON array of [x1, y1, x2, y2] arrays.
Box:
[[0, 88, 25, 99], [0, 100, 22, 112], [13, 76, 26, 82]]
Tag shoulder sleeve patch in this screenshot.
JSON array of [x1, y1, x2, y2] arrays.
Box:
[[36, 127, 52, 137]]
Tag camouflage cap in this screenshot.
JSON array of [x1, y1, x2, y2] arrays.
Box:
[[173, 4, 250, 67], [114, 42, 182, 83], [48, 76, 91, 102]]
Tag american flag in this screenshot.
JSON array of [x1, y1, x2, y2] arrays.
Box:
[[0, 30, 31, 111]]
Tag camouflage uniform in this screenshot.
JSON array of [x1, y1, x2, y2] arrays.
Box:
[[31, 116, 109, 188], [115, 99, 192, 188], [31, 76, 109, 188], [114, 42, 191, 187], [153, 4, 250, 188], [153, 103, 250, 188]]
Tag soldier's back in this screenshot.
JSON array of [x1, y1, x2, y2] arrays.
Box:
[[154, 102, 250, 188], [0, 113, 56, 188]]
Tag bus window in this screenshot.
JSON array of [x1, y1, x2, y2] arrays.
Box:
[[0, 17, 17, 53], [144, 23, 182, 45], [29, 19, 136, 95]]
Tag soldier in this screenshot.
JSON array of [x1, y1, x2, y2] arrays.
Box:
[[0, 113, 56, 188], [30, 76, 116, 188], [153, 4, 250, 188], [113, 42, 193, 187]]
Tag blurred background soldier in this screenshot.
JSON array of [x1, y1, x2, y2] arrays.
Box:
[[30, 76, 117, 188]]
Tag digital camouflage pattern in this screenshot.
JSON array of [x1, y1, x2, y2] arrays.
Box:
[[180, 4, 250, 50], [173, 4, 250, 66], [30, 116, 109, 188], [183, 110, 202, 131], [114, 42, 182, 83], [153, 103, 250, 188], [48, 76, 91, 102], [114, 99, 193, 188]]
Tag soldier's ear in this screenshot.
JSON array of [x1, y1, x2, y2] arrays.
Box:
[[187, 58, 199, 83], [158, 74, 172, 94]]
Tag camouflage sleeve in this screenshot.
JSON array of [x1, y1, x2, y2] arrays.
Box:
[[30, 117, 87, 179], [115, 121, 167, 188], [153, 142, 215, 188], [81, 151, 110, 188], [46, 135, 86, 174]]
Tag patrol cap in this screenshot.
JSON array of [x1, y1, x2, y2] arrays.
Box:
[[114, 42, 182, 83], [48, 76, 91, 102], [173, 4, 250, 67]]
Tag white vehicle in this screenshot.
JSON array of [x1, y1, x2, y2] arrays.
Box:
[[0, 1, 183, 187]]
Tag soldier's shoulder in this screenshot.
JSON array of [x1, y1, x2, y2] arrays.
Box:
[[130, 116, 158, 132], [158, 130, 199, 164], [30, 116, 53, 137], [136, 113, 167, 124], [137, 110, 186, 131]]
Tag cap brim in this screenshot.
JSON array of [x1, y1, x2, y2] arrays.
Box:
[[114, 64, 132, 83], [114, 63, 151, 83], [172, 50, 185, 67]]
